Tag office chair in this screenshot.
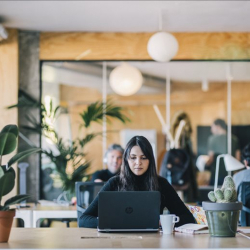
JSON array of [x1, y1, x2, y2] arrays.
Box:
[[239, 181, 250, 226], [75, 182, 105, 226]]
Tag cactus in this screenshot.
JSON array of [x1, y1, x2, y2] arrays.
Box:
[[223, 176, 235, 189], [215, 189, 224, 201], [207, 175, 238, 203], [224, 188, 233, 201], [208, 191, 217, 202]]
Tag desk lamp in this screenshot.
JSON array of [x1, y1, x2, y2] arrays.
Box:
[[214, 154, 245, 190]]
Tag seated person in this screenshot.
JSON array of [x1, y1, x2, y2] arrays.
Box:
[[233, 143, 250, 201], [80, 136, 195, 228], [92, 144, 124, 182]]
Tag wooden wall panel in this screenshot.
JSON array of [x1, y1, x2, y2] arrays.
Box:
[[0, 29, 18, 204], [40, 32, 250, 60]]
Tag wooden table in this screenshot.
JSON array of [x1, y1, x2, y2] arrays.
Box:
[[1, 228, 250, 249]]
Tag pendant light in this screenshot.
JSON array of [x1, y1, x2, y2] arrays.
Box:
[[109, 63, 143, 96], [147, 11, 179, 62]]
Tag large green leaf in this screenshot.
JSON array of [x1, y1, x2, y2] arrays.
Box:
[[1, 125, 18, 137], [0, 132, 17, 156], [7, 148, 41, 168], [0, 166, 4, 179], [0, 165, 16, 178], [2, 194, 30, 210], [0, 165, 15, 178], [0, 171, 15, 202]]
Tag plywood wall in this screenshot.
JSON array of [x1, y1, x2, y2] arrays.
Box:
[[0, 29, 19, 203]]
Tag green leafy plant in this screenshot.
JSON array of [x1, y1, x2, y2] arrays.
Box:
[[0, 124, 41, 210], [208, 176, 237, 203], [9, 90, 130, 195]]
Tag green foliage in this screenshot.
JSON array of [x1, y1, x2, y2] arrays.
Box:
[[207, 176, 238, 203], [9, 90, 130, 196], [79, 100, 130, 128], [0, 124, 41, 210]]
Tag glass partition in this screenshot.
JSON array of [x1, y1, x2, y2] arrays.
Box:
[[40, 61, 249, 202]]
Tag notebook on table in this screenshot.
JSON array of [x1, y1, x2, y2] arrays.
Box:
[[98, 191, 160, 232]]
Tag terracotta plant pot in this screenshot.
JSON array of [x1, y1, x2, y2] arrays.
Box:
[[202, 202, 242, 237], [0, 210, 15, 242]]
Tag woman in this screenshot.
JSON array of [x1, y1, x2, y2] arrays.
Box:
[[79, 136, 195, 228]]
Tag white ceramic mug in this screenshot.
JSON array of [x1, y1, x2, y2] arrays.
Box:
[[160, 214, 180, 234]]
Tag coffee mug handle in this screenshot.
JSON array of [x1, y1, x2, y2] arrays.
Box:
[[173, 216, 180, 223]]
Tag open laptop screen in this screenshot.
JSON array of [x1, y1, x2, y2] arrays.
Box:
[[98, 191, 160, 232]]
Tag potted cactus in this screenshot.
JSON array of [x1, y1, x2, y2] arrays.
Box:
[[202, 176, 242, 237], [0, 124, 41, 242]]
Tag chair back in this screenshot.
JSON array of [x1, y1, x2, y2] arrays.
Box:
[[239, 181, 250, 226], [75, 182, 104, 225]]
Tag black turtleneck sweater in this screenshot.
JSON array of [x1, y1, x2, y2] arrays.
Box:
[[92, 169, 117, 182], [79, 175, 195, 228]]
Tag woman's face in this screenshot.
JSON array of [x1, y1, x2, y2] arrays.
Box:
[[128, 145, 149, 176]]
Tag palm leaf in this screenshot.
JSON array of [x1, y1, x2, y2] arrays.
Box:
[[78, 133, 100, 148], [7, 90, 39, 109], [79, 101, 103, 128], [79, 100, 130, 128], [71, 163, 90, 182]]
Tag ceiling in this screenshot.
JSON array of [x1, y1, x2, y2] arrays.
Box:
[[2, 1, 250, 84], [0, 1, 250, 32], [42, 61, 250, 96]]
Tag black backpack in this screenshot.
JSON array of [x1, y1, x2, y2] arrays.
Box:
[[160, 148, 190, 186]]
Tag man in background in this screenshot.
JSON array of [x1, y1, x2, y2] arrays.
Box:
[[206, 118, 240, 185], [92, 144, 124, 182]]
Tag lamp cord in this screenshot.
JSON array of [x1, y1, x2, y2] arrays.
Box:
[[158, 9, 163, 31]]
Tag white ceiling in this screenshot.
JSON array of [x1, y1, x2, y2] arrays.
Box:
[[43, 61, 250, 96], [2, 1, 250, 83], [107, 61, 250, 82], [0, 1, 250, 32]]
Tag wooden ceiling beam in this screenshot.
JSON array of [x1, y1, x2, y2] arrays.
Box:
[[40, 32, 250, 60]]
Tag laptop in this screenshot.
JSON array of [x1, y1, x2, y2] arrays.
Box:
[[98, 191, 160, 232]]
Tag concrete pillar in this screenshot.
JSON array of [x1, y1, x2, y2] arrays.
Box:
[[18, 31, 40, 202]]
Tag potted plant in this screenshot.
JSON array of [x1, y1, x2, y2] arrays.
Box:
[[8, 92, 131, 201], [202, 176, 242, 237], [0, 124, 41, 242]]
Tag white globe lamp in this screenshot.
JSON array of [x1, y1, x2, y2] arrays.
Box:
[[147, 32, 179, 62], [109, 63, 143, 96]]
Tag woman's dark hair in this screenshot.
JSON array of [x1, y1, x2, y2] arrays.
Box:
[[213, 118, 227, 130], [119, 136, 159, 191], [242, 143, 250, 166]]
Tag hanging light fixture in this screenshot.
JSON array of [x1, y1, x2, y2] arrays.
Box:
[[109, 63, 143, 96], [147, 11, 179, 62]]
